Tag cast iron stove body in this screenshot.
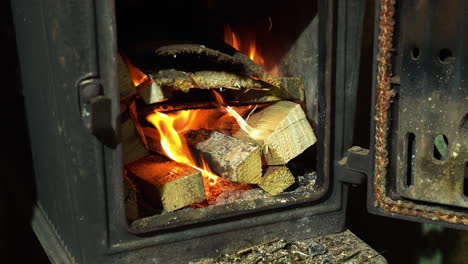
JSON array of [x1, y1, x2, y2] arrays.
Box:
[[9, 0, 468, 263]]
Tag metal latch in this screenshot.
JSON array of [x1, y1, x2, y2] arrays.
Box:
[[337, 146, 371, 185], [78, 77, 118, 148]]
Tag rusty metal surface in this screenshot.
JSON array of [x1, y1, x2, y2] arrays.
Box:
[[373, 0, 468, 225], [393, 0, 468, 208]]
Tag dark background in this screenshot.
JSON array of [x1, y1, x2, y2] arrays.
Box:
[[0, 0, 50, 263], [1, 0, 466, 263]]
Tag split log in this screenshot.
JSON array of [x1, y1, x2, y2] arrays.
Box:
[[142, 126, 164, 155], [139, 101, 219, 116], [277, 77, 305, 101], [138, 69, 271, 105], [231, 51, 280, 87], [183, 129, 262, 184], [189, 71, 269, 91], [137, 78, 173, 105], [234, 101, 316, 165], [118, 54, 136, 101], [123, 173, 140, 221], [144, 127, 261, 184], [121, 112, 149, 164], [226, 77, 305, 104], [258, 166, 295, 195], [126, 155, 205, 212], [123, 173, 160, 221], [125, 42, 280, 87]]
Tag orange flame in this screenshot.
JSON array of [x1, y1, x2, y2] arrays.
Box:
[[146, 98, 264, 188], [212, 90, 227, 106], [122, 56, 150, 87], [224, 24, 273, 75], [224, 24, 240, 50], [147, 111, 219, 185]]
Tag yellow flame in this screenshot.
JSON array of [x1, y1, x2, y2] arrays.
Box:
[[147, 111, 218, 185], [147, 112, 194, 165]]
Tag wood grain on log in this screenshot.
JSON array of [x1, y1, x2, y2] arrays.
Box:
[[142, 126, 164, 155], [234, 101, 316, 165], [137, 79, 173, 105], [121, 112, 149, 165], [184, 129, 262, 184], [126, 155, 205, 212], [258, 166, 295, 195]]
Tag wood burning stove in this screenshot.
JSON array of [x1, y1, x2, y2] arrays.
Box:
[[9, 0, 468, 263]]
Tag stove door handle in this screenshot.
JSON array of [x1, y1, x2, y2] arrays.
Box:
[[79, 78, 119, 148]]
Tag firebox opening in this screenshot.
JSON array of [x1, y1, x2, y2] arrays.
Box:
[[116, 0, 324, 230]]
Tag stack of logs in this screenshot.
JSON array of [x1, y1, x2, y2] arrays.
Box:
[[119, 43, 316, 221]]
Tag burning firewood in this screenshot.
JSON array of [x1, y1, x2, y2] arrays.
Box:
[[124, 42, 311, 106], [227, 77, 305, 104], [188, 71, 268, 91], [138, 69, 269, 104], [123, 173, 160, 221], [233, 101, 316, 165], [121, 112, 149, 165], [258, 166, 295, 195], [142, 126, 163, 154], [230, 51, 280, 88], [183, 129, 262, 184], [137, 78, 173, 105], [126, 155, 205, 212], [144, 126, 262, 184], [118, 54, 136, 101], [123, 173, 140, 221], [125, 42, 280, 87]]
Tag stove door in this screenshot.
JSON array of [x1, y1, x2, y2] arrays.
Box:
[[359, 0, 468, 229]]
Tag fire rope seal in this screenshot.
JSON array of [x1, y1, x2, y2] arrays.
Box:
[[373, 0, 468, 224]]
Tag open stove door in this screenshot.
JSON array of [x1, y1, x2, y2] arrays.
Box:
[[345, 0, 468, 230]]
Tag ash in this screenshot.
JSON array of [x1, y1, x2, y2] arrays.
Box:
[[214, 171, 317, 206], [194, 230, 386, 264]]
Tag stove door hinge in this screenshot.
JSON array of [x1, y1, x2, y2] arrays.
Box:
[[336, 146, 371, 185], [78, 77, 118, 148]]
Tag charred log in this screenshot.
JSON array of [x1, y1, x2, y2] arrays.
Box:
[[125, 42, 280, 87]]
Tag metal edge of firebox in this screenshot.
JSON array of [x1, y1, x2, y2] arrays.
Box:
[[106, 0, 336, 244], [365, 0, 468, 230], [101, 0, 367, 259], [31, 204, 76, 264]]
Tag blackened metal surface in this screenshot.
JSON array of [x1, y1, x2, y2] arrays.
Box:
[[392, 0, 468, 208], [335, 0, 367, 158], [10, 0, 107, 263], [112, 205, 347, 264], [130, 180, 324, 233], [366, 0, 468, 229]]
